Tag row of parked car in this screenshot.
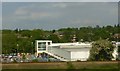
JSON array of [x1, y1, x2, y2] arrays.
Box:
[[0, 53, 60, 63]]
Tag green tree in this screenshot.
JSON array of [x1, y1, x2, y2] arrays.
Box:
[[48, 34, 60, 43], [2, 30, 17, 54], [58, 28, 77, 42], [2, 25, 119, 54], [89, 39, 115, 61]]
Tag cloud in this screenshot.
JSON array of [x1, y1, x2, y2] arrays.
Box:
[[31, 12, 51, 19], [10, 4, 63, 21], [70, 19, 82, 24], [82, 19, 101, 24], [15, 7, 29, 15], [30, 12, 61, 20], [2, 2, 118, 30], [52, 3, 68, 8], [70, 19, 101, 26]]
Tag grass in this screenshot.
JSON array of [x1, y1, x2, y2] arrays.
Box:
[[2, 61, 119, 71]]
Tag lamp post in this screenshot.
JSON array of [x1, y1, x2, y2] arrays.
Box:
[[16, 28, 20, 55], [30, 36, 34, 54], [31, 42, 33, 54], [17, 44, 19, 55]]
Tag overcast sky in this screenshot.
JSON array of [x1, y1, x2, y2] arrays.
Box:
[[2, 2, 118, 30], [2, 0, 120, 2]]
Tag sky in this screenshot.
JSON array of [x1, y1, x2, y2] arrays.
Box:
[[2, 0, 120, 2], [2, 2, 118, 30]]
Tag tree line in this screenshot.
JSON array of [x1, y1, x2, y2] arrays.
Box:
[[2, 24, 120, 54]]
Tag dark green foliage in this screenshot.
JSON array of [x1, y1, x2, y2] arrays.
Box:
[[89, 39, 115, 61], [32, 59, 39, 62], [2, 25, 120, 54], [118, 46, 120, 52], [66, 62, 75, 69], [13, 59, 17, 63], [47, 34, 60, 43], [22, 54, 26, 60]]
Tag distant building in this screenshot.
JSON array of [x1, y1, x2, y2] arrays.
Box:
[[113, 33, 120, 39], [112, 42, 120, 60], [71, 34, 77, 42], [35, 40, 92, 61], [35, 40, 119, 61]]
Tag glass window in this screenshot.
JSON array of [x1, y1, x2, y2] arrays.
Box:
[[38, 42, 46, 50]]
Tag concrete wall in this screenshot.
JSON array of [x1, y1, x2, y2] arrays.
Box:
[[36, 40, 52, 56], [48, 47, 91, 61], [112, 42, 120, 60], [48, 46, 71, 60], [70, 48, 90, 61]]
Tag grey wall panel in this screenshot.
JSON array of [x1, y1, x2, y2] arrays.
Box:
[[48, 47, 71, 60]]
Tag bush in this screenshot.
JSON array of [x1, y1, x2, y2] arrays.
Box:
[[89, 39, 115, 61], [67, 62, 75, 69], [13, 59, 17, 63], [32, 59, 39, 62]]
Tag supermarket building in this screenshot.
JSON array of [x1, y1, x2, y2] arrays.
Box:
[[35, 40, 119, 61]]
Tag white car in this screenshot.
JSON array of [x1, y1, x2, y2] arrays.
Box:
[[8, 56, 12, 58]]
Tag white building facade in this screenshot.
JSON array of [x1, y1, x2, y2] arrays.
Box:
[[35, 40, 92, 61], [35, 40, 52, 55], [112, 42, 120, 60], [35, 40, 119, 61]]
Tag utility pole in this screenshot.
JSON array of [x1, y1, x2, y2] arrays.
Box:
[[30, 36, 33, 54], [16, 28, 20, 55], [31, 42, 33, 54]]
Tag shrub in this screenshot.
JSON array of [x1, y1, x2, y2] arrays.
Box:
[[32, 59, 39, 62]]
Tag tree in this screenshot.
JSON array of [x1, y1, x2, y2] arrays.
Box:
[[89, 39, 115, 61], [48, 34, 60, 43], [2, 30, 17, 54], [52, 29, 56, 33], [2, 25, 119, 54]]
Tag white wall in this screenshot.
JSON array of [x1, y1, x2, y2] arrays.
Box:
[[70, 48, 90, 61], [48, 47, 91, 61], [112, 42, 120, 60], [112, 47, 118, 60], [35, 40, 52, 56]]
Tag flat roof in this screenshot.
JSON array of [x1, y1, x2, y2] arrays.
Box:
[[50, 42, 91, 46], [36, 40, 52, 42], [59, 45, 92, 49], [64, 48, 90, 52], [49, 43, 92, 50]]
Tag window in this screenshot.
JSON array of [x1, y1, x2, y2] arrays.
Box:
[[38, 42, 46, 51]]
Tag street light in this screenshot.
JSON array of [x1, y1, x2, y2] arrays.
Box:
[[31, 42, 33, 54], [17, 43, 19, 55], [30, 36, 34, 54], [16, 28, 20, 55]]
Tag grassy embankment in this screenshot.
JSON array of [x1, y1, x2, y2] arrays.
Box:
[[2, 61, 119, 71]]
